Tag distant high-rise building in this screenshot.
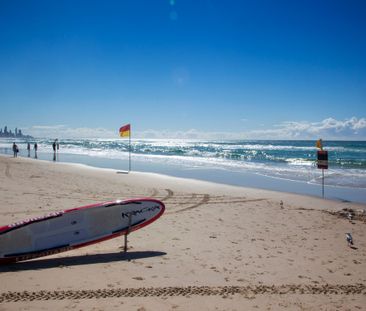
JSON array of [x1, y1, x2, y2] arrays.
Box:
[[0, 125, 33, 138]]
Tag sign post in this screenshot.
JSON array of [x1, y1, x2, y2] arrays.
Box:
[[316, 139, 328, 198], [119, 124, 131, 172], [129, 129, 131, 172]]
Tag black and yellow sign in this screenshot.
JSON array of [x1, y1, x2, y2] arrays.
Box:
[[317, 150, 328, 169]]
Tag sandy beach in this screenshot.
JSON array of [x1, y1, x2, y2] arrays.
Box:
[[0, 155, 365, 310]]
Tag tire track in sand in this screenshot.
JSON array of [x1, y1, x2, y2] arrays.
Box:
[[1, 284, 365, 302], [166, 195, 266, 214], [170, 194, 210, 214], [161, 189, 174, 201]]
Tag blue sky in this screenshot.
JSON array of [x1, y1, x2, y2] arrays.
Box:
[[0, 0, 365, 139]]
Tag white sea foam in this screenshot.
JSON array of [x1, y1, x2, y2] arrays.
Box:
[[1, 138, 365, 189]]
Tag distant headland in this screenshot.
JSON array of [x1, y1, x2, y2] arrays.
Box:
[[0, 126, 33, 139]]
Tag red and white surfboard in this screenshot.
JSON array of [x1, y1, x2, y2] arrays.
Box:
[[0, 198, 165, 264]]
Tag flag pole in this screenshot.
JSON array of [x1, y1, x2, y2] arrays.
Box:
[[129, 126, 131, 172], [322, 168, 324, 198], [119, 124, 131, 173]]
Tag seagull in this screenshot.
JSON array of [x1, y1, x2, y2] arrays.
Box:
[[346, 233, 353, 247], [347, 212, 353, 221]]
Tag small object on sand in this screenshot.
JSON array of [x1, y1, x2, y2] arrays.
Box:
[[280, 200, 284, 209], [347, 212, 353, 221], [346, 233, 353, 247]]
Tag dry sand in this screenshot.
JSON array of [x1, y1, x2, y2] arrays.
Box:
[[0, 155, 365, 310]]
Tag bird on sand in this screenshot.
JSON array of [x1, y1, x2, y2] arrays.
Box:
[[346, 233, 353, 247], [347, 212, 353, 221]]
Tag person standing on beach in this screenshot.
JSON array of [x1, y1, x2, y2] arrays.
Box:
[[52, 140, 56, 153], [12, 142, 18, 157], [52, 139, 57, 161], [27, 142, 31, 157], [56, 139, 60, 161], [34, 142, 38, 159]]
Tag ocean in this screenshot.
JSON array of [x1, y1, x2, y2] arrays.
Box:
[[1, 138, 366, 203]]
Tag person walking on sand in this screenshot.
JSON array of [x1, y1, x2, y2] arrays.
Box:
[[27, 142, 31, 157], [34, 142, 38, 159]]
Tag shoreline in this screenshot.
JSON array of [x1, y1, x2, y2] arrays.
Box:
[[1, 152, 365, 207], [1, 148, 365, 204], [0, 155, 365, 310]]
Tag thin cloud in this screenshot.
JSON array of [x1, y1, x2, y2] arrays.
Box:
[[138, 117, 366, 140], [24, 117, 366, 140], [250, 117, 366, 140], [26, 125, 116, 139]]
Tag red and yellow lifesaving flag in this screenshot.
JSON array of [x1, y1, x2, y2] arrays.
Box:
[[316, 138, 323, 150], [119, 124, 131, 137]]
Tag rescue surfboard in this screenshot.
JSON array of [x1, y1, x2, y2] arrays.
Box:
[[0, 198, 165, 264]]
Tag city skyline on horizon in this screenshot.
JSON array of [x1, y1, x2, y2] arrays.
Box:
[[0, 125, 33, 138]]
